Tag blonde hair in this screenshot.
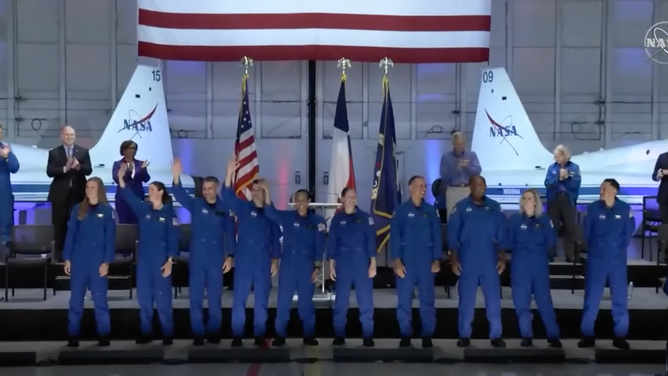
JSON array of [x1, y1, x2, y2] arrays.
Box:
[[519, 188, 543, 217], [553, 144, 571, 161]]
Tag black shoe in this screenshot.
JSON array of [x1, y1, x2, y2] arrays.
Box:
[[363, 338, 375, 347], [422, 338, 433, 348], [578, 337, 595, 348], [613, 338, 630, 350], [231, 338, 243, 347], [520, 338, 533, 347], [491, 338, 506, 348], [457, 338, 470, 348], [272, 337, 286, 347], [67, 338, 79, 348], [548, 339, 562, 349], [207, 336, 220, 344], [136, 335, 153, 345], [193, 338, 204, 346], [254, 337, 266, 346], [303, 337, 319, 346], [399, 338, 411, 347], [332, 337, 345, 346], [98, 337, 110, 347], [163, 338, 173, 346]]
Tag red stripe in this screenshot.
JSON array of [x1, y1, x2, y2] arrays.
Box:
[[139, 10, 491, 32], [238, 135, 256, 150], [236, 165, 259, 187], [138, 43, 489, 63], [238, 151, 258, 169]]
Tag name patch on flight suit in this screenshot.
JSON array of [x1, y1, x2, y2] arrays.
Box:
[[615, 215, 621, 219], [368, 217, 374, 225], [422, 212, 430, 218], [355, 218, 362, 224], [535, 223, 542, 229], [96, 213, 104, 218], [520, 224, 527, 230]]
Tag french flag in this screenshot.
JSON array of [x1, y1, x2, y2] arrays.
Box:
[[326, 76, 356, 219]]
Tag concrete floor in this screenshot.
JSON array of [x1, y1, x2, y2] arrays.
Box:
[[1, 362, 665, 376]]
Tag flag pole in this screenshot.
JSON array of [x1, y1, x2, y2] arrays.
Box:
[[234, 56, 253, 184]]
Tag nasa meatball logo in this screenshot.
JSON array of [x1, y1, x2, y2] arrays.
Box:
[[644, 21, 668, 64]]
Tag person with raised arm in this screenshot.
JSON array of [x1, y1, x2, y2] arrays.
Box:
[[222, 156, 281, 347], [257, 181, 325, 347], [172, 159, 235, 345], [112, 140, 150, 224], [117, 163, 178, 345]]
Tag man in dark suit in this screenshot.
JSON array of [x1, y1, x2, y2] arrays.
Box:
[[652, 152, 668, 223], [47, 125, 92, 260]]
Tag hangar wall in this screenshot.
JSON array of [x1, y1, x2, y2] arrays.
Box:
[[0, 0, 666, 207]]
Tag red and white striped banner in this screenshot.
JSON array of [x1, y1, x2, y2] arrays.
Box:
[[137, 0, 492, 63]]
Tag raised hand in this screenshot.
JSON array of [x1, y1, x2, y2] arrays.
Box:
[[226, 155, 239, 176], [141, 160, 150, 169], [171, 158, 182, 177]]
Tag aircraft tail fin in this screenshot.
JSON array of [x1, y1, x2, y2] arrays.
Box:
[[471, 68, 552, 171], [89, 65, 173, 169]]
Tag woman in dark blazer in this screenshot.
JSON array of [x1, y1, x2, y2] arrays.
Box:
[[112, 140, 150, 224]]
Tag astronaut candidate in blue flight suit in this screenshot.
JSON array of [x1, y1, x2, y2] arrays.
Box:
[[117, 163, 179, 345], [390, 175, 442, 349], [257, 181, 325, 347], [222, 156, 282, 347], [506, 188, 562, 348], [63, 177, 116, 348], [578, 178, 634, 351], [448, 175, 507, 348], [327, 187, 377, 348], [171, 159, 236, 346]]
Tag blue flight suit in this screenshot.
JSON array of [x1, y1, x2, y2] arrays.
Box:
[[120, 187, 179, 338], [222, 186, 282, 338], [63, 203, 116, 337], [266, 204, 325, 338], [506, 212, 559, 339], [390, 200, 442, 338], [0, 143, 19, 242], [580, 198, 635, 338], [327, 209, 376, 339], [172, 182, 235, 338], [448, 196, 506, 339]]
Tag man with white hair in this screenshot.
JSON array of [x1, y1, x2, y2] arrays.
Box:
[[544, 144, 581, 262], [439, 132, 481, 220]]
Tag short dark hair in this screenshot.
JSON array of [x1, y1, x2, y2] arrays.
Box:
[[341, 187, 355, 198], [119, 140, 137, 156], [603, 178, 620, 191], [408, 175, 424, 185], [294, 189, 310, 199], [203, 176, 219, 184], [469, 175, 486, 185]]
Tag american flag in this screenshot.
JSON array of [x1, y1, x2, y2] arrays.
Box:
[[136, 0, 492, 63], [233, 75, 259, 200]]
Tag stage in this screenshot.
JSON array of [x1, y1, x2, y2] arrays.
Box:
[[0, 338, 667, 367]]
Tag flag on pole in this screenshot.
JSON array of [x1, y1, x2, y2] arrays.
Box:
[[233, 74, 259, 200], [325, 74, 356, 220], [370, 76, 401, 252]]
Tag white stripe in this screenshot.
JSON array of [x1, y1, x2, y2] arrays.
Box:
[[238, 143, 256, 161], [238, 158, 259, 178], [138, 27, 490, 49], [239, 129, 253, 143], [326, 128, 351, 204], [139, 0, 491, 17]]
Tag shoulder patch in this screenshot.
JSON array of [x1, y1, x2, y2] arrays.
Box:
[[368, 217, 375, 225], [317, 223, 326, 232], [629, 210, 634, 218], [451, 206, 456, 213], [111, 210, 115, 219], [229, 210, 235, 217], [435, 210, 440, 218], [549, 219, 554, 228], [172, 218, 179, 226]]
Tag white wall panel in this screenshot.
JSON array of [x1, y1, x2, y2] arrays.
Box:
[[259, 62, 304, 139], [415, 64, 456, 140], [513, 0, 556, 48]]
